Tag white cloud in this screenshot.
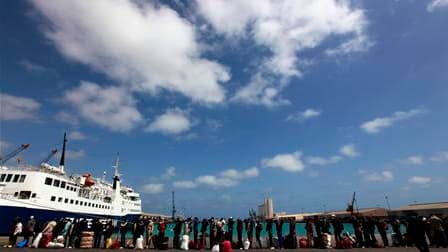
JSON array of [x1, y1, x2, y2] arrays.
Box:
[[68, 131, 86, 141], [142, 183, 164, 194], [231, 73, 290, 108], [262, 151, 305, 172], [340, 144, 360, 158], [162, 166, 176, 179], [220, 167, 259, 180], [145, 108, 196, 135], [404, 156, 424, 165], [430, 151, 448, 163], [0, 93, 41, 121], [173, 166, 259, 189], [408, 176, 432, 185], [360, 109, 425, 134], [54, 111, 79, 125], [173, 180, 197, 189], [427, 0, 448, 12], [206, 119, 223, 131], [198, 0, 370, 107], [195, 175, 237, 188], [364, 170, 393, 182], [65, 149, 85, 159], [31, 0, 229, 105], [306, 155, 342, 166], [64, 81, 143, 132], [286, 108, 321, 122], [19, 59, 48, 73]]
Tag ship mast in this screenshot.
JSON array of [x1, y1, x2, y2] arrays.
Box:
[[59, 132, 67, 174], [112, 152, 120, 190]]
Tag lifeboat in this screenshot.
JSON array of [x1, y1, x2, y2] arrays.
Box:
[[82, 173, 95, 187]]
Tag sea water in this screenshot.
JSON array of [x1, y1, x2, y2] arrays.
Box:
[[128, 222, 406, 238]]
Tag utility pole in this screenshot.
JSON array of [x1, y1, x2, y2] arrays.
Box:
[[385, 195, 391, 210], [172, 191, 176, 221]]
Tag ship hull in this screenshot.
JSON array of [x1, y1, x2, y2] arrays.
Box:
[[0, 204, 141, 235]]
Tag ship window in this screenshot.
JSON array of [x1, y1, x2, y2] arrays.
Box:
[[88, 203, 91, 207], [31, 193, 36, 198], [84, 202, 87, 206], [79, 201, 83, 206], [14, 192, 18, 197], [12, 174, 20, 183], [45, 177, 53, 185], [75, 200, 79, 205], [61, 181, 66, 188], [65, 198, 68, 203], [51, 196, 56, 201], [0, 174, 6, 182], [73, 188, 77, 192], [19, 191, 31, 199], [66, 186, 70, 190], [58, 197, 63, 202], [6, 174, 13, 182], [53, 180, 60, 187], [19, 175, 26, 183], [70, 199, 74, 204], [95, 204, 98, 208]]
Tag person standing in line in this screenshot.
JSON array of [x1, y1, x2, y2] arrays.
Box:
[[209, 218, 216, 250], [119, 219, 129, 248], [366, 217, 377, 247], [236, 219, 243, 248], [352, 217, 364, 248], [376, 218, 389, 247], [93, 219, 104, 248], [216, 218, 224, 243], [193, 217, 199, 248], [173, 218, 182, 249], [289, 218, 296, 236], [227, 217, 235, 244], [24, 216, 36, 247], [255, 220, 263, 249], [305, 219, 314, 248], [391, 218, 404, 246], [158, 218, 167, 248], [145, 218, 154, 249], [275, 218, 284, 249], [6, 217, 22, 248], [314, 217, 322, 247], [361, 217, 372, 247], [408, 216, 429, 252], [429, 214, 448, 248], [103, 220, 114, 248], [332, 216, 343, 243], [200, 218, 208, 249], [266, 219, 274, 248], [245, 219, 254, 248]]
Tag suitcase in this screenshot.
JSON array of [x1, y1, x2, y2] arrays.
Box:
[[299, 237, 309, 248]]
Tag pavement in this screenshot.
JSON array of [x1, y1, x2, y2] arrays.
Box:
[[0, 248, 447, 252]]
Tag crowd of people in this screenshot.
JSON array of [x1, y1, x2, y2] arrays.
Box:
[[2, 214, 448, 251]]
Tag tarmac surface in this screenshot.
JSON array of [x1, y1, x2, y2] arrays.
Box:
[[0, 248, 447, 252]]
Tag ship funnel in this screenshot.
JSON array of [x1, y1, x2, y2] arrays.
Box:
[[59, 132, 67, 173]]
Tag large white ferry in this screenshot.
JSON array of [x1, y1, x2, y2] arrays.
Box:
[[0, 133, 142, 234]]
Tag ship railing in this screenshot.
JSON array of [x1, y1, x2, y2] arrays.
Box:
[[0, 164, 40, 171]]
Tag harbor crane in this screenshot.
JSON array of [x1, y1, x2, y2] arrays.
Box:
[[40, 149, 58, 165], [346, 191, 359, 215], [0, 144, 30, 166]]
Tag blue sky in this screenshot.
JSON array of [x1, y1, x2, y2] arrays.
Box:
[[1, 0, 448, 218]]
